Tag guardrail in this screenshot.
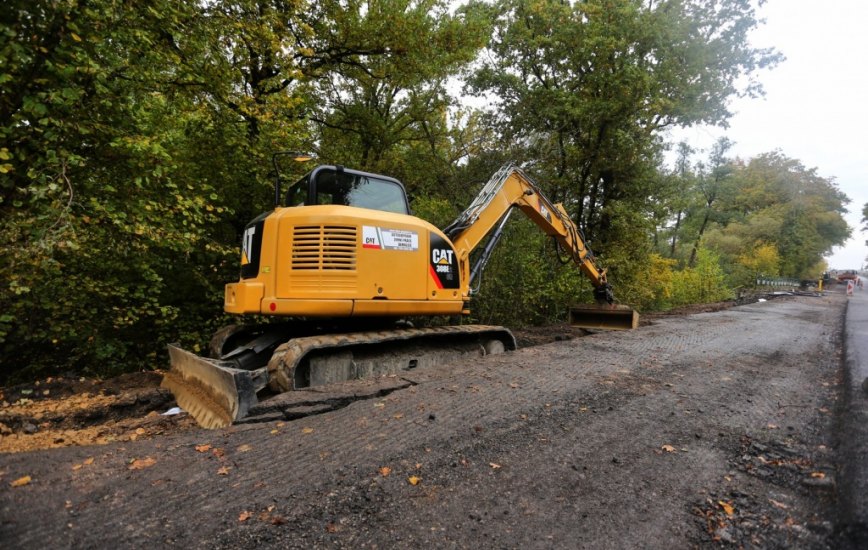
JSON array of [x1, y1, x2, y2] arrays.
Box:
[[755, 277, 801, 288]]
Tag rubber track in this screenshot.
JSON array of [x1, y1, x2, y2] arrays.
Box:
[[266, 324, 516, 392]]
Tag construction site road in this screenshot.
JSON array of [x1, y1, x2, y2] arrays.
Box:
[[2, 290, 866, 549]]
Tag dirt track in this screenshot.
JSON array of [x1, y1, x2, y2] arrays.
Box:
[[1, 293, 863, 548]]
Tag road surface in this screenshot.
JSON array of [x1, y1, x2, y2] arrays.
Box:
[[2, 291, 866, 548]]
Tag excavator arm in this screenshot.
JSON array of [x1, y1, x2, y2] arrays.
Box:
[[443, 163, 635, 328]]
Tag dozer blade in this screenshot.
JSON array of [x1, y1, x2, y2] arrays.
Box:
[[569, 304, 639, 330], [161, 345, 268, 429]]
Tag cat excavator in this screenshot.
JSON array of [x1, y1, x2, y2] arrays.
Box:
[[162, 160, 638, 429]]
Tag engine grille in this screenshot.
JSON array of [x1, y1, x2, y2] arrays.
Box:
[[291, 225, 357, 271]]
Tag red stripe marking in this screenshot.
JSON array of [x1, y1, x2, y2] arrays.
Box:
[[429, 264, 444, 289]]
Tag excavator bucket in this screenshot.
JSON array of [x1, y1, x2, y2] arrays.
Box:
[[569, 304, 639, 331], [161, 345, 268, 429]]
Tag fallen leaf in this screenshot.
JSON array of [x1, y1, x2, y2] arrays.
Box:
[[661, 445, 677, 453], [135, 428, 146, 435], [379, 466, 392, 477], [489, 462, 502, 469], [195, 444, 211, 453], [373, 402, 385, 408], [270, 429, 279, 435], [83, 457, 94, 465], [237, 444, 253, 453], [718, 500, 734, 516], [326, 522, 340, 533], [212, 448, 225, 459], [72, 464, 83, 471], [129, 457, 156, 470], [238, 511, 252, 522], [393, 413, 404, 420], [10, 475, 31, 487], [302, 427, 314, 434], [508, 383, 520, 389], [769, 499, 789, 510], [810, 472, 826, 479], [408, 475, 422, 486], [415, 463, 423, 469], [217, 466, 231, 476], [767, 423, 779, 429]]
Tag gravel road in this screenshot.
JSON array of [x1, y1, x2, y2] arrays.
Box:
[[1, 292, 863, 548]]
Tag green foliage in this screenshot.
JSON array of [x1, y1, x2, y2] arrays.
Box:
[[694, 152, 849, 280], [1, 0, 841, 383], [469, 217, 590, 327]]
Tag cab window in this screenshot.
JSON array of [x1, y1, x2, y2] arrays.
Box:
[[315, 171, 408, 215], [285, 173, 309, 206]]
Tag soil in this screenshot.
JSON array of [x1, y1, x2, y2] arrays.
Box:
[[0, 300, 739, 454], [1, 290, 863, 549]]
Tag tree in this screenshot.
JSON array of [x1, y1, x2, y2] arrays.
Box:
[[0, 0, 491, 381], [703, 152, 850, 279], [470, 0, 781, 247]]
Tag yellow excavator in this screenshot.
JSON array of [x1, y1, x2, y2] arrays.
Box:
[[162, 160, 638, 428]]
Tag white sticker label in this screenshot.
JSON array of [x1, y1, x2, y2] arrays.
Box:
[[362, 226, 418, 251]]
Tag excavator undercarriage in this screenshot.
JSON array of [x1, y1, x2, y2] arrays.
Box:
[[163, 324, 516, 429]]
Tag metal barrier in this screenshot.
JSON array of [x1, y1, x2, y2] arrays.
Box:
[[755, 277, 801, 288]]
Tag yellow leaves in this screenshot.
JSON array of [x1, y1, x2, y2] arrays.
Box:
[[237, 444, 253, 453], [195, 444, 211, 453], [810, 471, 826, 479], [407, 475, 422, 486], [217, 466, 231, 476], [301, 427, 314, 434], [129, 457, 156, 470], [240, 506, 284, 525], [10, 475, 31, 487], [379, 466, 392, 477], [489, 462, 502, 469], [70, 32, 83, 42], [71, 457, 94, 471], [661, 444, 677, 453], [769, 499, 789, 510], [717, 500, 734, 516]]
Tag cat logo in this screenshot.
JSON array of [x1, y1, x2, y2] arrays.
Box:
[[241, 226, 256, 265], [432, 248, 454, 266]]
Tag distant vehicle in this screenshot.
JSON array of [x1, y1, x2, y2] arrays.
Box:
[[837, 270, 858, 282]]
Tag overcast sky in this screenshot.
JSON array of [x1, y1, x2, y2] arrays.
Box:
[[669, 0, 868, 270]]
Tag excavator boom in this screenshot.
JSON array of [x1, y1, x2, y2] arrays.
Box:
[[444, 164, 636, 329]]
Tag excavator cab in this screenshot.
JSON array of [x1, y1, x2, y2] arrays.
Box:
[[284, 166, 410, 214]]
